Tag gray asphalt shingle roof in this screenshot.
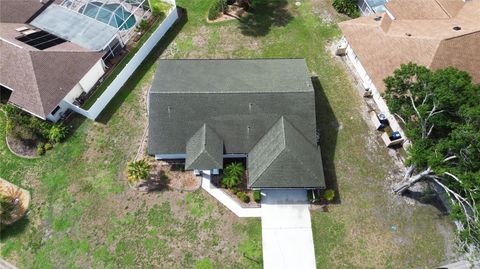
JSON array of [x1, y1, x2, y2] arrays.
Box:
[[247, 117, 325, 188], [148, 59, 325, 188], [185, 124, 224, 170]]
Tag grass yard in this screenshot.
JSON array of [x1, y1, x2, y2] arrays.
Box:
[[0, 0, 456, 268], [0, 11, 261, 267], [164, 0, 456, 268]]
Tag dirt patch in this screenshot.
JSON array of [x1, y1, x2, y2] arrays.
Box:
[[5, 135, 38, 158], [207, 5, 248, 23], [311, 0, 350, 24], [146, 160, 202, 192]]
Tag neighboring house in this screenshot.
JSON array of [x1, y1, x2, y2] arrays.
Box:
[[0, 0, 156, 121], [339, 0, 480, 96], [148, 59, 326, 189], [338, 0, 480, 143]]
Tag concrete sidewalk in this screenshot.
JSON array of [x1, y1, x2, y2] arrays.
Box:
[[200, 174, 316, 268], [200, 171, 262, 218], [261, 189, 316, 269]]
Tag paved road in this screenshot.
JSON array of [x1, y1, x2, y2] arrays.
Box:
[[261, 189, 316, 269]]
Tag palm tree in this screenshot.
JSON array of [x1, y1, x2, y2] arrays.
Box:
[[127, 159, 151, 184], [222, 162, 245, 189], [224, 162, 244, 179]]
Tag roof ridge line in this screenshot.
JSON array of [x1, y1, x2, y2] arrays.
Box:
[[434, 0, 453, 18], [27, 50, 46, 117]]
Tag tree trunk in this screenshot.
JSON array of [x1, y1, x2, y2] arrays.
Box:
[[394, 167, 433, 194]]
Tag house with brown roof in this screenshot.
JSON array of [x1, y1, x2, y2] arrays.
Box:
[[339, 0, 480, 96], [0, 0, 107, 121], [0, 0, 159, 121]]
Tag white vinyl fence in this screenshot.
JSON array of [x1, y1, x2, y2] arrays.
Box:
[[67, 6, 179, 120]]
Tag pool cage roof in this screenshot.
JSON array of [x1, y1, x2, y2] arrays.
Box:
[[59, 0, 151, 29], [31, 0, 152, 55]]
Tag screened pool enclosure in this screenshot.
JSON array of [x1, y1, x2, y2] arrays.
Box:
[[79, 1, 137, 30]]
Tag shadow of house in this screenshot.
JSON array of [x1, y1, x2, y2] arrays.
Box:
[[312, 76, 341, 204], [96, 7, 188, 124], [238, 0, 292, 37]]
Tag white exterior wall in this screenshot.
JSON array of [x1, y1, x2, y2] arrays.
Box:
[[47, 59, 106, 122], [343, 39, 409, 148], [79, 60, 105, 93]]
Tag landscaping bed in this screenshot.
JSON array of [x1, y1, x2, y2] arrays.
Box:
[[209, 159, 262, 207], [5, 135, 38, 158], [143, 160, 201, 192]]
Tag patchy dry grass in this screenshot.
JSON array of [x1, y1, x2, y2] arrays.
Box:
[[0, 0, 456, 268], [165, 0, 456, 267], [0, 15, 261, 267]]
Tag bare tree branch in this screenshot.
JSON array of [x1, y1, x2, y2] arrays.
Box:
[[443, 155, 458, 163]]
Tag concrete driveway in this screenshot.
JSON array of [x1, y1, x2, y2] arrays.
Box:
[[261, 189, 316, 269]]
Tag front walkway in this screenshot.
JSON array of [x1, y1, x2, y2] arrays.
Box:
[[261, 189, 316, 269], [200, 170, 262, 217], [200, 174, 316, 269]]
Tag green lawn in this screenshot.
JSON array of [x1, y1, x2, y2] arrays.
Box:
[[0, 0, 455, 268]]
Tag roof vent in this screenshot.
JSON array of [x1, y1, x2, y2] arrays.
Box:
[[374, 16, 382, 21], [453, 26, 462, 31]]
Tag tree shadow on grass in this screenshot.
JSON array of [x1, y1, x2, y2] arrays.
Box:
[[403, 189, 449, 215], [1, 215, 30, 240], [238, 0, 293, 37], [95, 7, 188, 124], [312, 76, 341, 204]]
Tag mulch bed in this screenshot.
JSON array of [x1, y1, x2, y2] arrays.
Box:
[[211, 174, 261, 208], [5, 135, 38, 158], [137, 160, 201, 192]]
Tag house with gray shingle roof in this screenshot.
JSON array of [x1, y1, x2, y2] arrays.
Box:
[[148, 59, 325, 189]]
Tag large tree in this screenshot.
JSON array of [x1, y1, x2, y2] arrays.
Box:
[[383, 63, 480, 249]]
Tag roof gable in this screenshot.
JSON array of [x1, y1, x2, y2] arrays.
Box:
[[185, 124, 223, 170], [247, 117, 325, 189]]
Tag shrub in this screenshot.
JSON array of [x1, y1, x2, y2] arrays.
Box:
[[48, 124, 69, 143], [150, 0, 171, 17], [324, 189, 335, 202], [136, 19, 149, 32], [37, 143, 45, 156], [208, 0, 227, 20], [44, 143, 53, 151], [222, 176, 240, 189], [253, 190, 261, 203], [4, 105, 49, 141], [236, 191, 250, 203], [127, 159, 151, 184], [332, 0, 360, 18]]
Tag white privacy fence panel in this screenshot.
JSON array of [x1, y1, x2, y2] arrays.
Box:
[[71, 6, 179, 120]]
